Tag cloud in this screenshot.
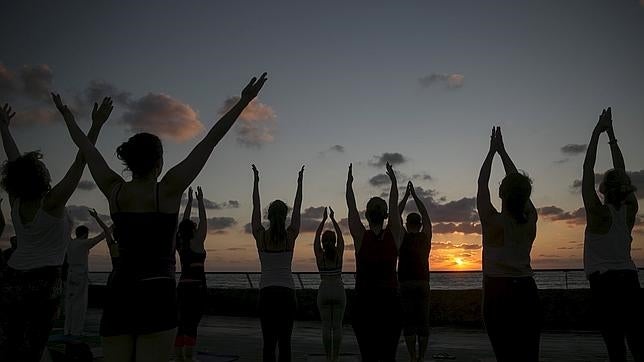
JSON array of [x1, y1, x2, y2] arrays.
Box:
[[369, 152, 406, 167], [570, 170, 644, 199], [206, 217, 237, 233], [19, 64, 53, 101], [78, 79, 133, 107], [0, 63, 17, 98], [432, 241, 481, 250], [369, 174, 390, 187], [418, 73, 464, 89], [13, 108, 58, 126], [77, 180, 96, 191], [412, 173, 433, 182], [121, 93, 203, 142], [219, 96, 276, 148], [203, 199, 241, 210], [537, 206, 585, 225], [399, 186, 477, 223], [561, 144, 587, 156], [66, 205, 112, 234], [433, 222, 481, 235], [329, 145, 345, 153]]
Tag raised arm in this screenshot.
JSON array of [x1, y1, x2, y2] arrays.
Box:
[[329, 207, 344, 263], [0, 104, 19, 161], [495, 127, 536, 213], [409, 182, 432, 238], [386, 162, 403, 249], [398, 181, 411, 216], [182, 187, 194, 221], [287, 166, 304, 242], [86, 208, 110, 249], [313, 208, 327, 263], [604, 108, 626, 170], [345, 163, 366, 250], [46, 97, 113, 216], [251, 164, 264, 245], [477, 128, 498, 220], [583, 110, 609, 213], [53, 94, 124, 199], [195, 186, 207, 246], [162, 74, 267, 195]]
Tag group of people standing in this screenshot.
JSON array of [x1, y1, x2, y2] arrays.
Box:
[[0, 72, 641, 362]]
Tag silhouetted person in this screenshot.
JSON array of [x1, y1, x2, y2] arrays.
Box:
[[313, 207, 346, 362], [0, 198, 5, 270], [397, 181, 432, 362], [88, 208, 119, 283], [346, 162, 404, 362], [175, 187, 208, 362], [582, 108, 643, 362], [251, 164, 303, 362], [54, 73, 267, 362], [477, 127, 540, 362], [0, 100, 109, 361], [64, 209, 112, 339]]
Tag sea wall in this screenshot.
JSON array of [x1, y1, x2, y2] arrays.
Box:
[[89, 286, 636, 329]]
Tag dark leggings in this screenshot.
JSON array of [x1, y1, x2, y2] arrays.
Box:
[[351, 288, 402, 362], [483, 276, 541, 362], [259, 286, 297, 362], [176, 281, 207, 345], [0, 267, 63, 362], [589, 270, 644, 362]]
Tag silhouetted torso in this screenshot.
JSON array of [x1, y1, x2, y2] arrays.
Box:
[[398, 231, 430, 282], [355, 228, 398, 290], [179, 248, 206, 283]]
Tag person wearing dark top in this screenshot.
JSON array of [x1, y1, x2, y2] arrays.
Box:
[[175, 187, 208, 362], [397, 181, 432, 362], [345, 162, 404, 361], [54, 73, 267, 362]]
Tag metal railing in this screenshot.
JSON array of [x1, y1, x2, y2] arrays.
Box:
[[88, 268, 644, 290]]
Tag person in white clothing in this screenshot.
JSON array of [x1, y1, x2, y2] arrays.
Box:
[[64, 209, 113, 338], [582, 107, 642, 362], [251, 164, 303, 362]]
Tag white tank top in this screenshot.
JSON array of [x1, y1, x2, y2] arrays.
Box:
[[66, 239, 93, 275], [259, 251, 295, 289], [584, 204, 636, 277], [9, 199, 72, 270], [483, 214, 535, 277]]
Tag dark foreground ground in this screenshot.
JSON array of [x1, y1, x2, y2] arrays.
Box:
[[41, 308, 634, 362]]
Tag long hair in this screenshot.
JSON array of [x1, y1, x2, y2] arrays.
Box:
[[499, 172, 532, 224], [321, 230, 337, 261], [176, 219, 197, 252], [116, 133, 163, 178], [600, 169, 636, 209], [267, 200, 288, 249]]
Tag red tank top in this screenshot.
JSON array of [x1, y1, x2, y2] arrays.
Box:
[[398, 232, 430, 282], [355, 228, 398, 290]]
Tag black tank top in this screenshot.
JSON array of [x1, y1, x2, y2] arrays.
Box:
[[179, 248, 206, 282], [398, 232, 431, 282], [110, 183, 178, 281], [355, 228, 398, 290]]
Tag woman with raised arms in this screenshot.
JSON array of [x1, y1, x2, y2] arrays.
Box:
[[346, 162, 404, 361], [0, 99, 110, 361], [251, 164, 304, 362], [313, 206, 346, 362], [582, 108, 642, 362], [477, 127, 540, 362], [53, 73, 267, 362]]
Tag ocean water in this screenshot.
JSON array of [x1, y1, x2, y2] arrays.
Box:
[[88, 270, 644, 290]]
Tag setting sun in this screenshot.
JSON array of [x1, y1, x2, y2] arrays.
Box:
[[454, 258, 465, 266]]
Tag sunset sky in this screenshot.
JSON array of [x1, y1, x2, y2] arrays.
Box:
[[1, 0, 643, 272]]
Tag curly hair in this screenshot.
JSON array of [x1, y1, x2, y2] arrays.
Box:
[[116, 133, 163, 178], [1, 151, 51, 200]]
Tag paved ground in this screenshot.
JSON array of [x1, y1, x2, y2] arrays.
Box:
[[43, 308, 633, 361]]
